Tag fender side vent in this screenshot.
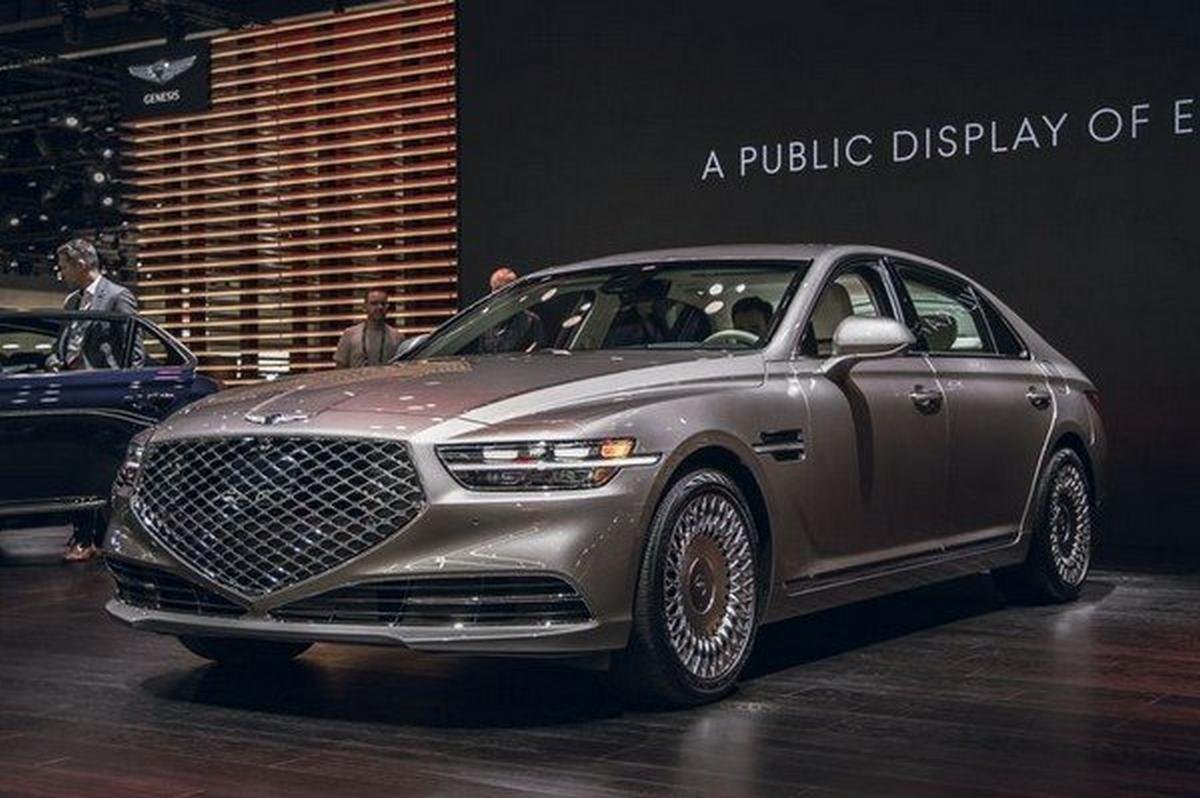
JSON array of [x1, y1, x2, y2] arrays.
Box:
[[753, 429, 806, 462]]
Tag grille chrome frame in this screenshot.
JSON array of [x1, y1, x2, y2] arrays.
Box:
[[131, 435, 425, 598], [270, 574, 593, 627]]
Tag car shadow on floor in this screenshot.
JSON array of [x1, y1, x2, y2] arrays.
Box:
[[744, 573, 1116, 681], [141, 649, 623, 728], [139, 573, 1116, 728]]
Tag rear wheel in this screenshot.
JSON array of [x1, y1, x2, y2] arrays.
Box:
[[995, 448, 1093, 603], [177, 635, 311, 665], [607, 468, 759, 707]]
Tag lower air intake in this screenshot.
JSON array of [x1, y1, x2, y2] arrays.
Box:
[[270, 574, 591, 627], [106, 557, 245, 617]]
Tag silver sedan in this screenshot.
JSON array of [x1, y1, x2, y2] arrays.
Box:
[[104, 244, 1105, 706]]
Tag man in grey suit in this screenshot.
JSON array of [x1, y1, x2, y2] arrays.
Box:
[[53, 237, 139, 562], [52, 237, 139, 371]]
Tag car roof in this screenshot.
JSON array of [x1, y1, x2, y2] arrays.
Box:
[[528, 243, 981, 288], [535, 244, 837, 276]]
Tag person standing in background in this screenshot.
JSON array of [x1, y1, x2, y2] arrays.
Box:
[[53, 237, 138, 372], [54, 237, 139, 562], [334, 288, 405, 368], [489, 266, 518, 292], [480, 266, 544, 352]]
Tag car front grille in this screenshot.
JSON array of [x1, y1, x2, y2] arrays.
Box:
[[131, 436, 425, 598], [106, 557, 245, 617], [270, 575, 592, 627]]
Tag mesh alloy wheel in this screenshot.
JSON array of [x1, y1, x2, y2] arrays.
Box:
[[994, 447, 1094, 604], [662, 491, 757, 682], [1047, 461, 1092, 587], [607, 468, 761, 706]]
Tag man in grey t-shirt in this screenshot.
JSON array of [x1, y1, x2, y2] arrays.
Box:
[[334, 288, 404, 368]]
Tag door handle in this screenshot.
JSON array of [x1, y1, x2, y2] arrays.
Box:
[[1026, 387, 1052, 410], [909, 385, 943, 415]]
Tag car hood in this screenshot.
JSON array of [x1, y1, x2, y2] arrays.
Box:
[[155, 350, 764, 441]]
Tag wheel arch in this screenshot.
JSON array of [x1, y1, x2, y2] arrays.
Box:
[[645, 436, 775, 609], [1050, 428, 1095, 495]]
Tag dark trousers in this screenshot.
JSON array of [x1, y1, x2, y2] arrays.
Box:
[[70, 506, 108, 548]]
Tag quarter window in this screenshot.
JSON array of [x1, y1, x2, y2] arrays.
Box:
[[979, 296, 1027, 357]]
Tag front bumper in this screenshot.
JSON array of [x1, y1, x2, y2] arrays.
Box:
[[105, 598, 622, 654], [103, 442, 658, 656]]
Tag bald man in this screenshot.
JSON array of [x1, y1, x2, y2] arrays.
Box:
[[490, 266, 518, 292], [480, 265, 543, 352]]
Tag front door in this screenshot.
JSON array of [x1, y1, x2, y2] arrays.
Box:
[[791, 260, 949, 578]]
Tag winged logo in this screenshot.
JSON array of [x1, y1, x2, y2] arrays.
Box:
[[244, 410, 310, 425], [128, 55, 197, 86]]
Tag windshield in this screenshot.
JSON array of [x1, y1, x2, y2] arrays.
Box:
[[416, 259, 808, 357]]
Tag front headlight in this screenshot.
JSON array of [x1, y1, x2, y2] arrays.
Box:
[[437, 438, 659, 490], [112, 432, 151, 499]]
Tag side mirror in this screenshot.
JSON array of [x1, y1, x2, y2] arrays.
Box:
[[818, 317, 914, 381], [392, 333, 428, 361]]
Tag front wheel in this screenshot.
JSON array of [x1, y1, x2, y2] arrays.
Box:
[[177, 635, 311, 666], [995, 448, 1094, 603], [607, 469, 760, 707]]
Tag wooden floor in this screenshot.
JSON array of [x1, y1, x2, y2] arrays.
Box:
[[1, 557, 1197, 797]]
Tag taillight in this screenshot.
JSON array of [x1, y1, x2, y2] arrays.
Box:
[[1084, 389, 1102, 418]]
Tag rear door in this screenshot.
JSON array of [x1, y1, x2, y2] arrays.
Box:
[[889, 260, 1054, 545]]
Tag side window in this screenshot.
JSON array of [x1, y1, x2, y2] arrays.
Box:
[[137, 324, 187, 367], [802, 265, 893, 357], [896, 266, 994, 355], [0, 321, 60, 375]]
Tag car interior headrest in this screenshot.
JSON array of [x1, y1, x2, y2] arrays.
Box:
[[811, 282, 854, 341]]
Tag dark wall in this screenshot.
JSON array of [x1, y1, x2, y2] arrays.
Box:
[[457, 0, 1200, 552]]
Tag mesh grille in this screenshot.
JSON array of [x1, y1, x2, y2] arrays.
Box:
[[106, 557, 245, 617], [271, 575, 592, 627], [131, 436, 425, 597]]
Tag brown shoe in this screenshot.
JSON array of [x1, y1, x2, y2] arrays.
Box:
[[63, 543, 98, 563]]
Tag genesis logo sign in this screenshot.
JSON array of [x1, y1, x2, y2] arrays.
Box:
[[128, 55, 197, 86], [121, 45, 210, 119], [128, 56, 195, 106]]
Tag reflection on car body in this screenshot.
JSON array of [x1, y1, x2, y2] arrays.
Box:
[[102, 245, 1105, 707]]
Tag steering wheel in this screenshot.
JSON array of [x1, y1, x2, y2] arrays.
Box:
[[701, 328, 760, 348]]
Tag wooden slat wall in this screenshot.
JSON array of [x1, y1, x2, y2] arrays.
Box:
[[123, 1, 457, 383]]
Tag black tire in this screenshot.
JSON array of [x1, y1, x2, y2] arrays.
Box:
[[994, 448, 1094, 604], [606, 468, 760, 708], [177, 635, 311, 665]]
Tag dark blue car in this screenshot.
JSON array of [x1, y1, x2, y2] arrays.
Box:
[[0, 310, 218, 531]]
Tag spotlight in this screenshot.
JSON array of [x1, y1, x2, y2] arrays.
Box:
[[64, 115, 80, 129], [91, 169, 107, 184], [8, 216, 20, 227], [101, 196, 114, 207], [101, 147, 114, 160]]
